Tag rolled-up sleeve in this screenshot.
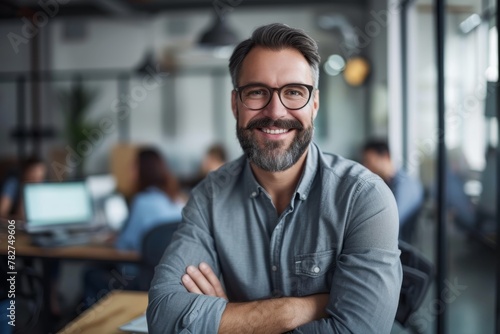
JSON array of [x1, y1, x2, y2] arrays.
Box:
[[147, 188, 227, 333], [294, 177, 402, 333]]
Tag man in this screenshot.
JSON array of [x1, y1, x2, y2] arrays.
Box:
[[362, 140, 424, 238], [148, 23, 402, 333]]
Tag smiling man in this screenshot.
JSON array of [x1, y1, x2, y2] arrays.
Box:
[[147, 23, 402, 334]]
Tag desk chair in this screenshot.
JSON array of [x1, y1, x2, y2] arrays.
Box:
[[399, 203, 424, 244], [396, 240, 434, 328], [140, 222, 181, 290]]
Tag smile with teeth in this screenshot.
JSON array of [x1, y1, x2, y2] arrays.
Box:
[[261, 128, 290, 134]]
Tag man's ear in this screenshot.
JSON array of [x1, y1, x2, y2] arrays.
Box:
[[312, 89, 320, 120], [231, 90, 238, 119]]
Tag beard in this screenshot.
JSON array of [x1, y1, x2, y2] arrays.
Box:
[[236, 114, 313, 172]]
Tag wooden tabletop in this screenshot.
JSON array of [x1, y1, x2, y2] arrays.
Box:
[[58, 291, 148, 334], [0, 230, 140, 262]]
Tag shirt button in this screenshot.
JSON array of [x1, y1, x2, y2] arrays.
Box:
[[300, 194, 307, 200], [271, 265, 278, 272], [250, 191, 257, 198], [313, 266, 320, 273]]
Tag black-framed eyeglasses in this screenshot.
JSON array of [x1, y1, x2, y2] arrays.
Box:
[[235, 83, 314, 111]]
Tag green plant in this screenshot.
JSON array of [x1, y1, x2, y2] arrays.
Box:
[[58, 80, 100, 177]]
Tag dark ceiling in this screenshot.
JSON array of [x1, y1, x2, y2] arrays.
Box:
[[0, 0, 367, 20]]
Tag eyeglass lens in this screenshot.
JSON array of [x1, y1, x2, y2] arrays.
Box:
[[239, 84, 311, 110]]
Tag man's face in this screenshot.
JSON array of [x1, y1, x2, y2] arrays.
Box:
[[24, 164, 46, 183], [232, 47, 319, 172], [362, 150, 386, 176]]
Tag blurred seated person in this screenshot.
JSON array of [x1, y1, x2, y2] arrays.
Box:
[[83, 147, 184, 309], [200, 144, 227, 176], [181, 143, 228, 189], [0, 157, 55, 316], [0, 156, 46, 219], [115, 147, 184, 251], [477, 146, 496, 220], [362, 140, 424, 230], [443, 146, 493, 230]]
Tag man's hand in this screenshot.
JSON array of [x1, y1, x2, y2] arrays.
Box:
[[182, 262, 228, 301], [182, 263, 330, 333]]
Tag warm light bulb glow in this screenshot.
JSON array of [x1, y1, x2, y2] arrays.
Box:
[[343, 57, 370, 86]]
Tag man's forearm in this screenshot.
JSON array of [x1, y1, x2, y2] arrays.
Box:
[[218, 294, 329, 334]]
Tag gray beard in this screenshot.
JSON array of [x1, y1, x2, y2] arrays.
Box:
[[236, 116, 313, 172]]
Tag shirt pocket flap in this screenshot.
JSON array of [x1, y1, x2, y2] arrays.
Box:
[[294, 249, 336, 278]]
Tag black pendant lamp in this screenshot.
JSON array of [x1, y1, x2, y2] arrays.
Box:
[[199, 15, 239, 47]]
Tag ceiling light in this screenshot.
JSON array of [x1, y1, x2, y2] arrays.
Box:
[[199, 16, 239, 47]]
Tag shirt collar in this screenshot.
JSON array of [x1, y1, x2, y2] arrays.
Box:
[[295, 142, 319, 201], [242, 142, 319, 200]]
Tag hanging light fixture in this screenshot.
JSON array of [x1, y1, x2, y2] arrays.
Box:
[[198, 15, 239, 47], [317, 13, 371, 86]]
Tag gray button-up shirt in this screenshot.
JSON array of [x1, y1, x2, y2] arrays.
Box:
[[148, 143, 402, 333]]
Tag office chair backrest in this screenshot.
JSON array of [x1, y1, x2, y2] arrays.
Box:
[[399, 203, 424, 243], [396, 240, 434, 327], [140, 222, 181, 288]]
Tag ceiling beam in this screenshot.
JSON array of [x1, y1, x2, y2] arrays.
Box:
[[90, 0, 134, 16], [0, 0, 367, 20]]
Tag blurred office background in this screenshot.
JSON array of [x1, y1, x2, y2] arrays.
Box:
[[0, 0, 498, 333]]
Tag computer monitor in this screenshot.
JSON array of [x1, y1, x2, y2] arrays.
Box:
[[23, 181, 94, 234]]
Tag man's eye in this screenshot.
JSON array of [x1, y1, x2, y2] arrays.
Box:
[[246, 89, 268, 97], [284, 89, 305, 97]]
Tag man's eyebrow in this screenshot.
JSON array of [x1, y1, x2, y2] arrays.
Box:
[[238, 81, 267, 87], [238, 81, 311, 87]]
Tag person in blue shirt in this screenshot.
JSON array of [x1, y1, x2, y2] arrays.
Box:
[[362, 140, 425, 238], [82, 147, 183, 309], [115, 147, 184, 251]]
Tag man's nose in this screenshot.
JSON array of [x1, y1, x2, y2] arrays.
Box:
[[261, 91, 288, 119]]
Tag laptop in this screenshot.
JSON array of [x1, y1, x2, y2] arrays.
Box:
[[119, 313, 148, 333], [23, 181, 101, 246], [86, 174, 129, 232]]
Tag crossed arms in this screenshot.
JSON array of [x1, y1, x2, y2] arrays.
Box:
[[181, 262, 329, 334], [147, 175, 402, 333]]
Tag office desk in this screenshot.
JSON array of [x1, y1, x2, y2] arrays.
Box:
[[0, 229, 141, 333], [0, 230, 140, 262], [58, 291, 148, 334]]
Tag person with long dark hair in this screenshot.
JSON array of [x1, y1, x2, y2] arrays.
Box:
[[82, 148, 184, 310], [115, 147, 184, 251]]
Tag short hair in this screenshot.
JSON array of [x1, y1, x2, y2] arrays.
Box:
[[21, 156, 43, 171], [362, 140, 391, 157], [229, 23, 320, 89], [206, 144, 227, 163]]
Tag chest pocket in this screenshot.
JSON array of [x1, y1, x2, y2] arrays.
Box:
[[294, 249, 336, 296]]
